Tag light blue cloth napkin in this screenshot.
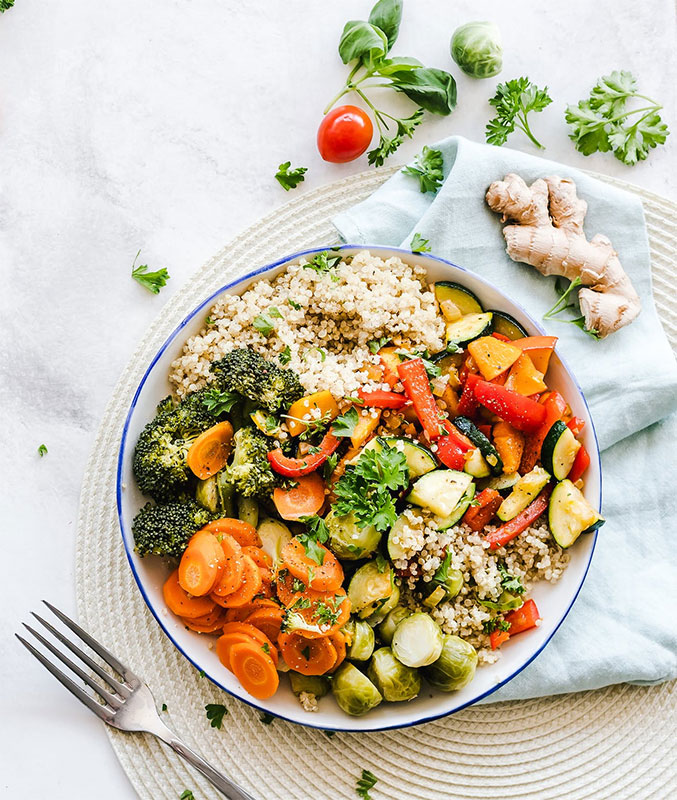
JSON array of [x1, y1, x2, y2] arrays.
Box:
[[334, 135, 677, 700]]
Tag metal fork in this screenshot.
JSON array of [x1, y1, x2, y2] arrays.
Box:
[[16, 601, 256, 800]]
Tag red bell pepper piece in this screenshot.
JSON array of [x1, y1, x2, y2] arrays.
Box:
[[504, 599, 541, 635], [489, 629, 510, 650], [457, 373, 481, 417], [435, 436, 467, 470], [462, 488, 503, 531], [519, 391, 568, 473], [485, 484, 553, 550], [491, 332, 512, 342], [397, 358, 447, 440], [566, 416, 586, 436], [473, 380, 547, 433], [357, 388, 408, 409], [567, 443, 591, 483], [477, 424, 492, 438], [268, 430, 340, 477]]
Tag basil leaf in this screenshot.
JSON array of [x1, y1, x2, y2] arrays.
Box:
[[391, 67, 457, 115], [368, 0, 403, 51], [375, 56, 422, 76], [338, 20, 388, 65]]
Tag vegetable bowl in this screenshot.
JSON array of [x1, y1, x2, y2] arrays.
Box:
[[117, 245, 601, 732]]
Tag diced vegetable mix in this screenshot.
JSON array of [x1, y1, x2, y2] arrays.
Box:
[[131, 257, 603, 717]]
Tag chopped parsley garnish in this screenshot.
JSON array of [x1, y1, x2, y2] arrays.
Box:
[[288, 298, 302, 310], [260, 712, 275, 725], [432, 551, 452, 584], [483, 618, 511, 634], [180, 791, 195, 800], [262, 642, 270, 654], [201, 387, 240, 415], [303, 250, 342, 279], [279, 345, 292, 365], [323, 453, 339, 481], [297, 514, 331, 565], [300, 645, 311, 661], [37, 443, 48, 457], [410, 232, 431, 253], [333, 445, 409, 531], [292, 577, 306, 593], [332, 407, 360, 438], [253, 307, 282, 337], [402, 146, 444, 193], [198, 670, 206, 678], [205, 703, 228, 729], [356, 768, 378, 799], [205, 316, 215, 325], [498, 563, 525, 595], [161, 703, 168, 712], [368, 336, 390, 354], [275, 161, 307, 191], [131, 250, 170, 294]]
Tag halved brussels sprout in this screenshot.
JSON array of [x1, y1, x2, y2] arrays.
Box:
[[331, 663, 383, 716], [478, 590, 523, 612], [391, 612, 444, 668], [450, 21, 503, 79], [364, 580, 400, 626], [257, 518, 292, 567], [439, 567, 464, 600], [237, 495, 259, 528], [378, 606, 411, 646], [367, 647, 421, 702], [348, 559, 394, 619], [289, 672, 330, 698], [196, 475, 219, 513], [422, 635, 478, 692], [344, 619, 375, 661], [325, 509, 381, 560]]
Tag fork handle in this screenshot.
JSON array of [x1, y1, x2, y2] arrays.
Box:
[[166, 736, 257, 800]]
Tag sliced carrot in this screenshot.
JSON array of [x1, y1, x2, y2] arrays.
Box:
[[217, 622, 278, 669], [218, 555, 263, 607], [278, 631, 337, 676], [273, 472, 326, 520], [224, 598, 280, 623], [229, 641, 280, 700], [163, 570, 216, 619], [284, 589, 350, 638], [281, 537, 344, 593], [275, 568, 306, 605], [180, 606, 227, 634], [242, 545, 274, 593], [244, 606, 285, 643], [328, 630, 347, 673], [210, 533, 245, 597], [186, 421, 234, 480], [178, 530, 225, 597], [203, 518, 261, 547]]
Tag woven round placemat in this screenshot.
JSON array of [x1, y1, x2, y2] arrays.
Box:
[[75, 166, 677, 800]]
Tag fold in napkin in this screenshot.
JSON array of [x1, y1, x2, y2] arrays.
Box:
[[333, 136, 677, 701]]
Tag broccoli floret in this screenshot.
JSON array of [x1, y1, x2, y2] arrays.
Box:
[[132, 500, 213, 557], [220, 425, 277, 499], [210, 348, 304, 413], [132, 391, 217, 502]]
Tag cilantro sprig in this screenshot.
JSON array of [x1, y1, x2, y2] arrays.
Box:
[[565, 70, 669, 166], [0, 0, 16, 12], [275, 161, 307, 190], [402, 146, 444, 193], [486, 77, 552, 149], [131, 250, 170, 294]]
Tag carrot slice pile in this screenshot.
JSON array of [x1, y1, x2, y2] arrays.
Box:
[[224, 598, 280, 624], [244, 606, 285, 644], [281, 537, 344, 592], [163, 570, 216, 619], [178, 530, 225, 596], [278, 631, 337, 676], [217, 622, 278, 669], [213, 555, 262, 608], [181, 606, 227, 634], [204, 518, 261, 548], [186, 421, 234, 480], [327, 630, 347, 673], [210, 533, 245, 597]]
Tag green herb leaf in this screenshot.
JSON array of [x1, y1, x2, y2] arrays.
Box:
[[303, 250, 342, 277], [180, 791, 195, 800], [410, 233, 431, 253], [0, 0, 16, 12], [131, 251, 170, 294], [332, 407, 360, 438], [201, 387, 240, 415], [161, 703, 168, 712], [498, 563, 525, 595], [279, 345, 292, 365], [402, 146, 444, 193], [390, 67, 457, 115], [368, 0, 403, 51], [356, 768, 378, 799], [396, 348, 440, 379], [260, 712, 275, 725], [368, 336, 390, 354], [253, 308, 281, 337], [275, 161, 307, 191], [205, 703, 228, 729], [38, 443, 48, 457], [323, 453, 338, 481], [297, 514, 331, 566], [338, 20, 388, 65], [486, 77, 552, 150], [288, 298, 302, 310], [483, 617, 510, 634], [198, 669, 205, 678], [304, 346, 327, 362], [205, 316, 216, 326], [433, 551, 452, 584]]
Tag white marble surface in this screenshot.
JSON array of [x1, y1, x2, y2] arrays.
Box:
[[1, 1, 675, 797]]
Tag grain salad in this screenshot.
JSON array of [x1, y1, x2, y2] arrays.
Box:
[[132, 248, 603, 718]]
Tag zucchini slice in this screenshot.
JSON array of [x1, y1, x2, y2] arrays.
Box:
[[452, 416, 503, 476], [358, 436, 437, 479], [541, 421, 581, 480], [484, 472, 521, 494], [497, 466, 551, 521], [549, 479, 604, 548], [436, 482, 476, 530], [445, 312, 493, 346], [434, 282, 483, 316], [463, 448, 490, 478], [490, 310, 528, 341], [406, 469, 473, 517]]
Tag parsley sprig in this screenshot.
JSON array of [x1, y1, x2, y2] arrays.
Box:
[[410, 232, 431, 253], [201, 387, 240, 415], [565, 70, 669, 166], [275, 161, 307, 190], [205, 703, 228, 729], [498, 563, 525, 595], [356, 768, 378, 799], [333, 443, 409, 531], [332, 407, 360, 438], [486, 77, 552, 149], [253, 306, 283, 337], [37, 443, 48, 457], [297, 515, 331, 565], [131, 250, 170, 294], [0, 0, 15, 13], [402, 146, 444, 193], [303, 250, 342, 280]]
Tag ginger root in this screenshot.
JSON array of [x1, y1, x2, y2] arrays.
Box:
[[485, 173, 641, 337]]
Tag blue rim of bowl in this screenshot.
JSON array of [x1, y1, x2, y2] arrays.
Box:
[[116, 244, 602, 732]]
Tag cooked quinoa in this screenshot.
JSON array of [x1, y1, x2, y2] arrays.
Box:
[[169, 251, 444, 399]]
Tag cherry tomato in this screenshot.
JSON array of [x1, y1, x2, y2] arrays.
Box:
[[317, 105, 373, 163]]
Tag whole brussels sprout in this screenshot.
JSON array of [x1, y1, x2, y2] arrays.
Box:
[[331, 662, 383, 716], [289, 672, 330, 698], [345, 619, 376, 661], [325, 509, 381, 560], [391, 612, 444, 668], [451, 21, 503, 79], [367, 647, 421, 702], [422, 635, 478, 692], [378, 606, 411, 646]]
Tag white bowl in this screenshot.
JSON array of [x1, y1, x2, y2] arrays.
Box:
[[117, 245, 601, 732]]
